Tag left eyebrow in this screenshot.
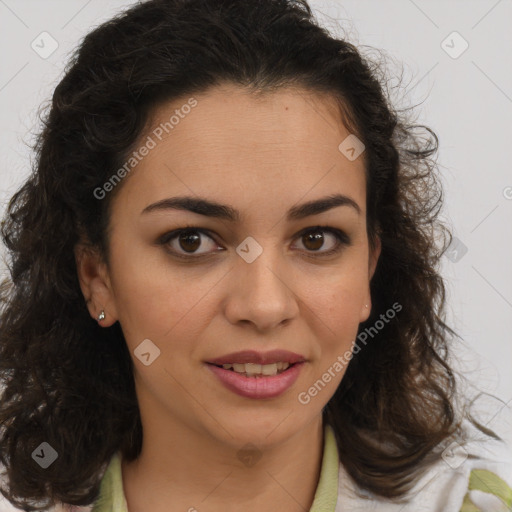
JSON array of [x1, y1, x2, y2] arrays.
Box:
[[141, 193, 361, 221]]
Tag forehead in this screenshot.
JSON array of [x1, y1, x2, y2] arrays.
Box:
[[147, 83, 358, 158], [113, 84, 367, 218]]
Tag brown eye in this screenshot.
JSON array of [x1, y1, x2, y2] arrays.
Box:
[[158, 225, 350, 261], [294, 227, 349, 255], [160, 228, 221, 258], [302, 230, 325, 251], [178, 231, 201, 253]]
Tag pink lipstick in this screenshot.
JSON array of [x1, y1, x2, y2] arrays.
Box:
[[205, 350, 306, 399]]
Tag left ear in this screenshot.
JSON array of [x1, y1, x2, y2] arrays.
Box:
[[360, 234, 382, 322], [368, 234, 381, 280]]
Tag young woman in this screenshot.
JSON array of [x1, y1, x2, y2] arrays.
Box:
[[0, 1, 510, 511]]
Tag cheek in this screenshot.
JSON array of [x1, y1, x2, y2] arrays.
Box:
[[109, 248, 223, 357], [305, 267, 367, 329], [300, 265, 368, 379], [106, 240, 185, 343], [297, 281, 364, 408]]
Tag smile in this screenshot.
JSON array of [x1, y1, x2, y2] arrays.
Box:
[[216, 362, 291, 377], [205, 361, 305, 399]]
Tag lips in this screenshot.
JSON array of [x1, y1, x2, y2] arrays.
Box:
[[206, 349, 306, 366], [205, 349, 307, 398], [206, 361, 305, 399]]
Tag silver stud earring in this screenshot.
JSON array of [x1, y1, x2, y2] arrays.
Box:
[[97, 310, 106, 322], [365, 304, 369, 308]]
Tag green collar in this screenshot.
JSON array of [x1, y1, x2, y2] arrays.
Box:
[[92, 423, 339, 511]]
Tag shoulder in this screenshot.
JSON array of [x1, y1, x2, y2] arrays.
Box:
[[455, 421, 512, 512], [49, 453, 120, 512], [335, 420, 512, 512]]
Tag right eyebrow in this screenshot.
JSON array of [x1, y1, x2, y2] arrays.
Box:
[[141, 193, 361, 221]]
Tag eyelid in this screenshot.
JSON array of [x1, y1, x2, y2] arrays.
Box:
[[293, 226, 351, 257], [157, 226, 222, 258], [158, 225, 351, 259]]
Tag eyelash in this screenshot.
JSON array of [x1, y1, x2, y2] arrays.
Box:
[[157, 224, 351, 261]]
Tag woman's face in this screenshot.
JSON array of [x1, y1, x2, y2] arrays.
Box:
[[78, 83, 380, 449]]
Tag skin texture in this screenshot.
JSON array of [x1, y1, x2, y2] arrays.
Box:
[[75, 84, 381, 512]]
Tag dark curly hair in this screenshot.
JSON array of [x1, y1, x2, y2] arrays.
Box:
[[0, 0, 468, 509]]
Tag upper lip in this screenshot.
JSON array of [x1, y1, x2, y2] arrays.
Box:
[[206, 350, 306, 366]]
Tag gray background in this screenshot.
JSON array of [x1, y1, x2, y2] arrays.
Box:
[[0, 1, 511, 509]]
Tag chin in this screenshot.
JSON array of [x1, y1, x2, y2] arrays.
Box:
[[206, 409, 308, 448]]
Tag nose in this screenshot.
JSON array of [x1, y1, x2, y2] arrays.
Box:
[[223, 248, 300, 332]]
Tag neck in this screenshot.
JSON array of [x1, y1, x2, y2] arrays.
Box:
[[121, 414, 325, 512]]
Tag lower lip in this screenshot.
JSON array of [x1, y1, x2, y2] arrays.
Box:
[[206, 362, 305, 399]]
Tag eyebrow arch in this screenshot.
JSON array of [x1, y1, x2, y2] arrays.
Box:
[[141, 193, 361, 221]]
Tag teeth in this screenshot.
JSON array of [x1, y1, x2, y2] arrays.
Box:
[[262, 363, 277, 375], [220, 362, 291, 376], [245, 363, 262, 376]]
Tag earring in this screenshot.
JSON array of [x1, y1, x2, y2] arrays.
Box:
[[97, 310, 106, 322], [365, 304, 369, 308]]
